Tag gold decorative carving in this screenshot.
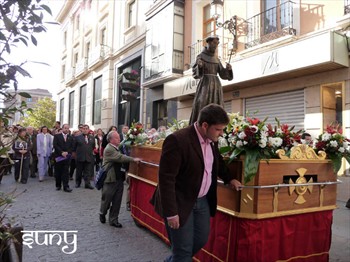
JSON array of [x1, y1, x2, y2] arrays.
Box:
[[152, 139, 164, 148], [276, 144, 326, 160], [289, 168, 313, 204]]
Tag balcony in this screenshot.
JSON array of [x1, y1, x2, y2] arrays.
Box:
[[345, 0, 350, 14], [188, 36, 234, 67], [245, 0, 296, 49], [88, 45, 111, 69], [64, 67, 75, 85], [75, 57, 88, 77]]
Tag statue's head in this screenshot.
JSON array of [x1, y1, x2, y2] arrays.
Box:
[[206, 36, 220, 53]]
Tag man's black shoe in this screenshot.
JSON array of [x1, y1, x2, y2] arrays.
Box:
[[110, 222, 122, 228], [75, 184, 80, 188], [99, 214, 106, 224], [85, 184, 94, 190], [64, 188, 72, 192], [56, 187, 61, 191], [346, 198, 350, 209]]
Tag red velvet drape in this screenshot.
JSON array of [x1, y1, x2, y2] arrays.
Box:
[[130, 178, 333, 262]]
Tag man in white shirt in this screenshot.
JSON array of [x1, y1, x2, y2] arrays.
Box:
[[36, 126, 52, 182]]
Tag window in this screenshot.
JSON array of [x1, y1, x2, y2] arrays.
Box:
[[93, 76, 102, 125], [263, 0, 291, 35], [322, 84, 343, 128], [27, 97, 32, 102], [69, 91, 75, 127], [118, 60, 141, 127], [100, 27, 106, 45], [79, 85, 86, 125], [86, 42, 90, 59], [63, 31, 67, 49], [128, 1, 135, 28], [75, 13, 80, 31], [203, 4, 216, 39], [60, 98, 65, 124], [152, 100, 168, 128], [74, 52, 79, 67], [61, 64, 65, 80]]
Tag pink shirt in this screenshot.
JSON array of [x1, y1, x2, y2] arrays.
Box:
[[194, 123, 213, 198]]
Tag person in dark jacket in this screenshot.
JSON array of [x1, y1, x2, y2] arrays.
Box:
[[73, 124, 96, 189], [151, 104, 241, 262], [12, 128, 32, 184], [53, 124, 74, 192]]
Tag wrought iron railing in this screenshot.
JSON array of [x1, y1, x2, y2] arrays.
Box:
[[345, 0, 350, 14], [188, 36, 235, 67], [245, 0, 296, 48]]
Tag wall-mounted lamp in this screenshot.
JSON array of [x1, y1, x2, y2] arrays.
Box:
[[210, 0, 238, 58]]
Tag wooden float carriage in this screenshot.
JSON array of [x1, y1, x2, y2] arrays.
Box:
[[128, 142, 339, 262]]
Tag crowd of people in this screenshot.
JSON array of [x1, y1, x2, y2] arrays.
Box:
[[0, 121, 153, 227]]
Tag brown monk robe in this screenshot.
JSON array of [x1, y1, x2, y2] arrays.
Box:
[[189, 36, 233, 125]]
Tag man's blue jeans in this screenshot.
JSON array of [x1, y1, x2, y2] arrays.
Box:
[[165, 196, 210, 262]]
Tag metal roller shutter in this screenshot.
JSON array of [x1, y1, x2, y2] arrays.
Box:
[[245, 89, 305, 130]]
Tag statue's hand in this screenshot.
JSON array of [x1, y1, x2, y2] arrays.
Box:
[[197, 59, 203, 68], [226, 63, 232, 70]]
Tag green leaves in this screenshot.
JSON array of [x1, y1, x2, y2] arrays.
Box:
[[243, 149, 261, 184]]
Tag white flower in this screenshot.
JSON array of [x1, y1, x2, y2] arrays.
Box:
[[218, 137, 228, 148], [259, 139, 267, 148], [129, 134, 134, 139], [338, 147, 345, 153], [238, 132, 246, 139], [268, 137, 283, 147], [251, 125, 258, 133], [134, 128, 137, 132], [330, 140, 338, 147], [343, 142, 349, 149], [322, 133, 331, 141], [236, 140, 243, 148]]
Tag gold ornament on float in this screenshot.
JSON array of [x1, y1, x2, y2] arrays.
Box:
[[289, 168, 313, 204]]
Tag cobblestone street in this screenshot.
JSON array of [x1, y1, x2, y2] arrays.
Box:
[[1, 173, 349, 262], [2, 174, 170, 262]]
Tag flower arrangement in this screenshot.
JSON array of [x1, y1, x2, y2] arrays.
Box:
[[266, 118, 303, 155], [314, 124, 350, 173], [121, 122, 148, 147], [220, 114, 276, 183], [167, 119, 189, 133]]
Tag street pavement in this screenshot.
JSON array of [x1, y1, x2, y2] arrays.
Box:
[[1, 172, 349, 262]]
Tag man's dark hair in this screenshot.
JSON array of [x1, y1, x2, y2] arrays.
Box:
[[197, 104, 229, 126], [301, 132, 311, 139], [40, 126, 48, 132]]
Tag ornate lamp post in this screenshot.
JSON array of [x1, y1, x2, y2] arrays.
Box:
[[210, 0, 238, 60]]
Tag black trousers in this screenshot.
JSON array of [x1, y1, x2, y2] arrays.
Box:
[[75, 161, 94, 185], [55, 159, 70, 189]]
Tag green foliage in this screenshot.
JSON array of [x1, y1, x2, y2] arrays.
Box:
[[0, 0, 55, 127], [0, 0, 54, 253], [20, 97, 56, 128]]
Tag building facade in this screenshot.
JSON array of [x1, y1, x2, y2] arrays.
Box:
[[56, 0, 350, 174]]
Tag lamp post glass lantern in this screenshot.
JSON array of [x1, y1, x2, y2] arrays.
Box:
[[210, 0, 238, 57]]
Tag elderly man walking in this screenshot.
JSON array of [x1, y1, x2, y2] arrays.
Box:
[[99, 131, 140, 228]]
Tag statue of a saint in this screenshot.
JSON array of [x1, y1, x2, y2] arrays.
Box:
[[189, 36, 233, 124]]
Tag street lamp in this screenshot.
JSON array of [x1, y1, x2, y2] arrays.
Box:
[[210, 0, 238, 57]]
